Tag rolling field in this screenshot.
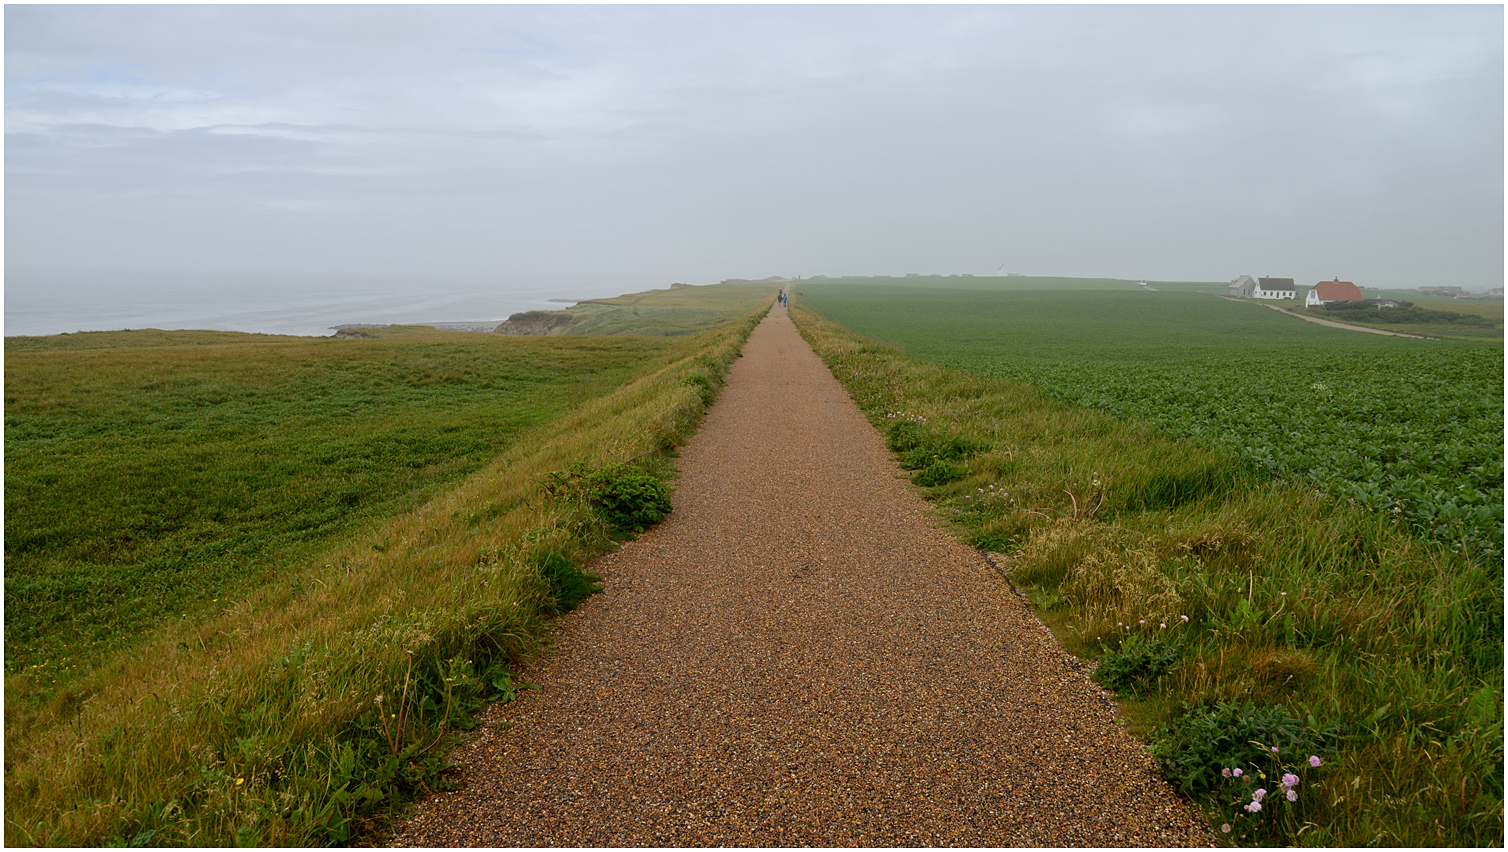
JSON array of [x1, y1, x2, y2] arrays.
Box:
[[5, 326, 672, 682], [500, 281, 781, 336], [5, 292, 773, 846], [797, 282, 1503, 563], [792, 280, 1502, 847]]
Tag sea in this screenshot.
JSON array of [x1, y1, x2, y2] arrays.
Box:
[[3, 282, 620, 339]]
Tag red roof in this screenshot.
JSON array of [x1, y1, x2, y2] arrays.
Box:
[[1313, 279, 1364, 302]]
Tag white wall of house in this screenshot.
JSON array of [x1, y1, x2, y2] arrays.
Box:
[[1254, 285, 1295, 299]]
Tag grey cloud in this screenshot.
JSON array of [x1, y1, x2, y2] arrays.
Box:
[[5, 4, 1502, 337]]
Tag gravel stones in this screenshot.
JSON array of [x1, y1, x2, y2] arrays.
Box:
[[388, 306, 1213, 847]]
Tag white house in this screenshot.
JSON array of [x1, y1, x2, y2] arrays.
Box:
[[1229, 275, 1257, 297], [1253, 277, 1296, 300]]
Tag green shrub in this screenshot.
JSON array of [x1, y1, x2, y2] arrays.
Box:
[[582, 463, 673, 535], [1151, 701, 1327, 794], [1093, 633, 1181, 695]]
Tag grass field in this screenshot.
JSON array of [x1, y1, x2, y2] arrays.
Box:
[[5, 289, 773, 846], [500, 281, 781, 336], [5, 326, 671, 684], [792, 281, 1502, 847]]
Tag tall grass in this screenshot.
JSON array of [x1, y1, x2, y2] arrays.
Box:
[[4, 306, 769, 846], [792, 303, 1502, 847]]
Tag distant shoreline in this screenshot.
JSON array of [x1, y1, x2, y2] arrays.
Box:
[[329, 321, 501, 333]]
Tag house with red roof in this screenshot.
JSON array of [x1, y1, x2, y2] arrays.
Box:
[[1305, 278, 1364, 307]]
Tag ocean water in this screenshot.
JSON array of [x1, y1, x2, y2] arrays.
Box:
[[3, 282, 617, 339]]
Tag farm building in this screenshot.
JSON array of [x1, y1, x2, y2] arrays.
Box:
[[1228, 275, 1257, 297], [1254, 277, 1296, 299], [1306, 278, 1365, 307]]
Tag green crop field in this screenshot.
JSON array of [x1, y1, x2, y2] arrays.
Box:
[[797, 282, 1503, 563], [791, 290, 1502, 848]]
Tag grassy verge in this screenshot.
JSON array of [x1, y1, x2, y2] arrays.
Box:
[[4, 305, 769, 846], [792, 303, 1502, 847]]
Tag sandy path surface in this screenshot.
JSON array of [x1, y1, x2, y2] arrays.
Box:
[[388, 305, 1212, 847]]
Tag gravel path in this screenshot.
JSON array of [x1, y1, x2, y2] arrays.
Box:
[[389, 305, 1213, 847]]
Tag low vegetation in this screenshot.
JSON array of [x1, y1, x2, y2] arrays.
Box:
[[1293, 299, 1502, 340], [4, 300, 770, 846], [793, 300, 1502, 847]]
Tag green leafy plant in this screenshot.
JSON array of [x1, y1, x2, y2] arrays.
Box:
[[914, 460, 967, 487], [540, 461, 675, 537], [582, 463, 673, 535], [1151, 701, 1328, 795], [1093, 632, 1181, 695]]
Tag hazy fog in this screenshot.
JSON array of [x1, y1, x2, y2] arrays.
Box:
[[6, 5, 1502, 335]]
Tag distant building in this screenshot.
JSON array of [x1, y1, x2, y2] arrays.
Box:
[[1486, 288, 1504, 297], [1419, 286, 1468, 298], [1306, 278, 1365, 307], [1254, 277, 1296, 300], [1363, 299, 1400, 308], [1229, 275, 1257, 297]]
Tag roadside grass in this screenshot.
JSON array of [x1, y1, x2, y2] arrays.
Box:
[[4, 305, 769, 846], [793, 303, 1503, 848]]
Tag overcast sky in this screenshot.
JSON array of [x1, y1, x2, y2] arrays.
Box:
[[5, 4, 1504, 334]]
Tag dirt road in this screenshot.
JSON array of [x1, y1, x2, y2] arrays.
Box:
[[1223, 297, 1431, 338], [388, 304, 1212, 846]]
